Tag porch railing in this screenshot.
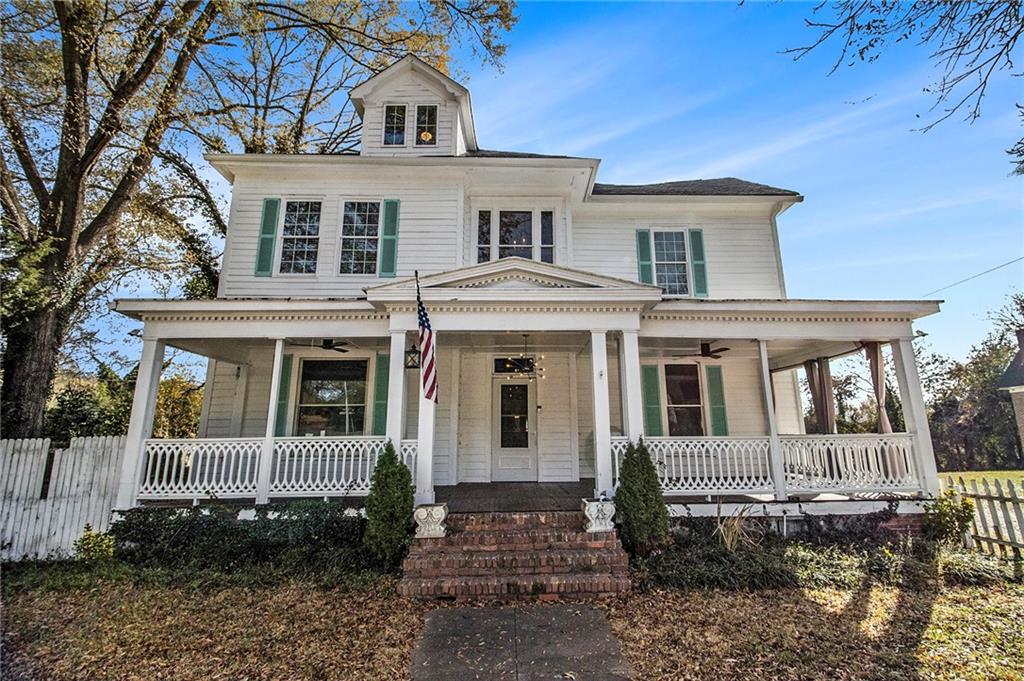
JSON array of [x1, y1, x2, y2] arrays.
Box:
[[780, 434, 918, 493], [611, 436, 774, 495], [137, 437, 417, 500]]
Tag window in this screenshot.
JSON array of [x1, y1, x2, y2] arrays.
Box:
[[279, 200, 321, 274], [498, 210, 532, 258], [475, 207, 555, 262], [494, 356, 536, 374], [416, 105, 437, 145], [477, 211, 491, 263], [653, 231, 689, 296], [540, 211, 554, 263], [383, 105, 405, 145], [295, 360, 368, 436], [340, 201, 380, 274], [664, 364, 704, 436]]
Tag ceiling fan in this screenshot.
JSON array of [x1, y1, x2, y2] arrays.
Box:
[[287, 338, 351, 353], [674, 341, 730, 360]]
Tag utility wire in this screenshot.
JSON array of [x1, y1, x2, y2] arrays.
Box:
[[922, 256, 1024, 297]]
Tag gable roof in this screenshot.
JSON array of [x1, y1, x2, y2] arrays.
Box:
[[592, 177, 800, 197], [997, 330, 1024, 390]]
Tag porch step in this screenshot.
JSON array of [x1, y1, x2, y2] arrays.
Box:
[[399, 511, 631, 600]]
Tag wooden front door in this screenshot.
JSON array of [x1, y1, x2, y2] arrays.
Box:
[[491, 379, 538, 481]]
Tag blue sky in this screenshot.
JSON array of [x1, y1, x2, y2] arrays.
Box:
[[452, 2, 1023, 359]]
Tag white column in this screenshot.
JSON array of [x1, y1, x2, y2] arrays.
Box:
[[115, 337, 166, 509], [256, 338, 285, 504], [891, 338, 940, 496], [620, 330, 644, 442], [591, 331, 613, 497], [758, 340, 787, 501], [386, 330, 407, 447], [415, 332, 436, 505]]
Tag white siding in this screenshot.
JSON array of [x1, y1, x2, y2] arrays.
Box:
[[202, 360, 245, 438], [536, 354, 575, 481], [718, 359, 769, 436], [359, 70, 459, 157], [773, 369, 806, 435], [456, 352, 491, 482]]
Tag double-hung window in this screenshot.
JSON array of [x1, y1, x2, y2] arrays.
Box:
[[383, 105, 406, 145], [279, 200, 321, 274], [476, 207, 555, 263], [295, 359, 368, 436], [653, 231, 689, 296], [416, 105, 437, 145], [664, 364, 704, 436], [339, 201, 381, 274]]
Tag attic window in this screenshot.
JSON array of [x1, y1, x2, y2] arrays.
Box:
[[383, 105, 405, 145], [416, 105, 437, 145]]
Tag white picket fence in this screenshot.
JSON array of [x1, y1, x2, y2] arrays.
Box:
[[944, 475, 1024, 561], [0, 436, 125, 561]]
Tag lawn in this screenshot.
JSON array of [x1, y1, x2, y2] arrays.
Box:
[[942, 469, 1024, 486], [3, 565, 1022, 681]]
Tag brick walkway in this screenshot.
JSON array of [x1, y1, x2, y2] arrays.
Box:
[[410, 605, 633, 681]]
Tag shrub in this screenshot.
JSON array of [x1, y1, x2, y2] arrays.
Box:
[[363, 440, 414, 568], [923, 489, 974, 545], [797, 502, 900, 547], [615, 440, 670, 556], [73, 524, 114, 562], [938, 549, 1013, 586]]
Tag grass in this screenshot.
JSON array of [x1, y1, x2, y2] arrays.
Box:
[[942, 470, 1024, 486]]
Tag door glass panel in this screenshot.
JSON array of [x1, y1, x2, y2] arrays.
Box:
[[500, 383, 529, 448]]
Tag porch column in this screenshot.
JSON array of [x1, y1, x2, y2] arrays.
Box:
[[115, 337, 166, 509], [891, 338, 940, 496], [620, 330, 644, 441], [591, 331, 614, 497], [386, 330, 407, 446], [757, 340, 787, 501], [416, 332, 436, 505], [256, 338, 285, 504]]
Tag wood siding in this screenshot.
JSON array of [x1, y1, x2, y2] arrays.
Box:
[[359, 70, 459, 157]]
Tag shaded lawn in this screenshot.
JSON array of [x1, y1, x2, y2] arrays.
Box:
[[605, 584, 1024, 681]]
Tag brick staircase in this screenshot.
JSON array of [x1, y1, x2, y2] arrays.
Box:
[[398, 510, 631, 600]]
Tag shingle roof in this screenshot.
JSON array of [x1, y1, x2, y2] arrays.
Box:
[[464, 149, 586, 159], [591, 177, 800, 197], [997, 331, 1024, 389]]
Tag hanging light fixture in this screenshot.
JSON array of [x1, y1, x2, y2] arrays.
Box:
[[404, 342, 421, 369]]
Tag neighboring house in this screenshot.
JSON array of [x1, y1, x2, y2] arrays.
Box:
[[997, 329, 1024, 450], [111, 55, 941, 515]]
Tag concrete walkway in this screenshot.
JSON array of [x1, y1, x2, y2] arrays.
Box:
[[410, 605, 633, 681]]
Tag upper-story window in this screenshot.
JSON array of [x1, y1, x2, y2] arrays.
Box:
[[476, 208, 555, 263], [279, 200, 321, 274], [653, 231, 689, 296], [416, 105, 437, 145], [383, 105, 406, 145], [339, 201, 380, 274]]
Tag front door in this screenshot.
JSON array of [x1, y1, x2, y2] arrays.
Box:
[[491, 379, 538, 481]]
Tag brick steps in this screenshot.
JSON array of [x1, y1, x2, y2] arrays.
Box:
[[398, 510, 631, 600]]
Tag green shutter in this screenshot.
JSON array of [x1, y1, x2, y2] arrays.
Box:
[[641, 364, 663, 437], [705, 364, 728, 436], [379, 199, 400, 277], [635, 229, 654, 284], [371, 353, 390, 436], [689, 229, 708, 298], [273, 354, 293, 437], [255, 198, 280, 277]]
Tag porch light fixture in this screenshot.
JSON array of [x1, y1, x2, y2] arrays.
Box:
[[499, 334, 546, 382], [404, 343, 421, 369]]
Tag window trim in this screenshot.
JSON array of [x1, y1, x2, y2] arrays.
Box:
[[284, 350, 377, 437], [273, 197, 325, 278], [415, 104, 438, 146], [656, 360, 709, 437], [472, 202, 558, 264], [336, 197, 384, 277], [382, 103, 407, 147], [650, 227, 696, 298]]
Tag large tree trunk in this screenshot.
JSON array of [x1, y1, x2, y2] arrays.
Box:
[[1, 306, 69, 438]]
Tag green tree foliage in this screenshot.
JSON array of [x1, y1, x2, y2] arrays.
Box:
[[615, 440, 670, 556], [363, 441, 414, 569]]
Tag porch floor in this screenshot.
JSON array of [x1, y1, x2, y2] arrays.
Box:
[[435, 480, 595, 513]]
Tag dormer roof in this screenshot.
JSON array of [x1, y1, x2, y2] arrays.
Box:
[[349, 55, 478, 150]]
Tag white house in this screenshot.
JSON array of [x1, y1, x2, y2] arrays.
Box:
[[111, 55, 941, 516]]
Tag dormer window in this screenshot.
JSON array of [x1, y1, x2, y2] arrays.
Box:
[[416, 105, 437, 145], [383, 105, 406, 145]]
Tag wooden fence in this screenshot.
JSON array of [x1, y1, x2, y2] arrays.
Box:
[[944, 476, 1024, 561], [1, 436, 125, 561]]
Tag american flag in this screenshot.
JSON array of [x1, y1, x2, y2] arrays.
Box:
[[416, 271, 438, 403]]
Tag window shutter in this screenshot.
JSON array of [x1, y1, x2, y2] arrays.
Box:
[[379, 199, 400, 277], [371, 353, 390, 436], [273, 354, 293, 437], [689, 229, 708, 298], [635, 229, 654, 284], [705, 364, 728, 436], [255, 198, 280, 277], [641, 364, 663, 437]]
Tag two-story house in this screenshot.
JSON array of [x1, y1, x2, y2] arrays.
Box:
[[112, 55, 941, 519]]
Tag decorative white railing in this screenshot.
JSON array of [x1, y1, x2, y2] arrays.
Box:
[[138, 437, 417, 500], [270, 436, 417, 497], [780, 434, 918, 493], [612, 436, 774, 495], [137, 438, 262, 499]]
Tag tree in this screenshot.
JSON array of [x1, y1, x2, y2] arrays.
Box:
[[1, 1, 515, 437], [788, 2, 1024, 173]]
